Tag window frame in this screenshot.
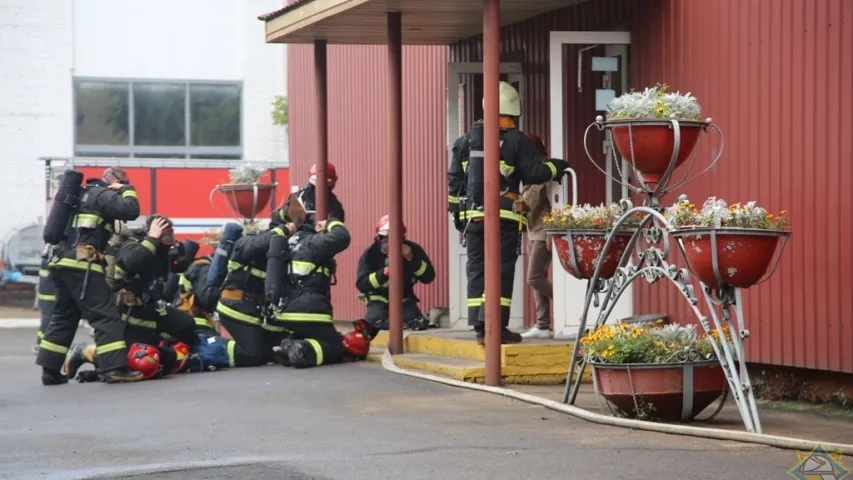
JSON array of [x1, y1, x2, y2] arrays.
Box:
[[72, 77, 244, 159]]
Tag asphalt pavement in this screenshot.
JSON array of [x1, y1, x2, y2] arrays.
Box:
[[0, 328, 810, 480]]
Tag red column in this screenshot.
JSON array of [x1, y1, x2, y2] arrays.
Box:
[[387, 12, 404, 355], [314, 39, 329, 221], [483, 0, 502, 386]]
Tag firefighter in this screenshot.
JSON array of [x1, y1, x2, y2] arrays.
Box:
[[171, 243, 219, 335], [356, 214, 435, 337], [32, 251, 55, 354], [64, 215, 199, 381], [269, 200, 352, 369], [215, 223, 291, 367], [448, 81, 570, 345], [270, 163, 345, 225], [36, 167, 144, 385]]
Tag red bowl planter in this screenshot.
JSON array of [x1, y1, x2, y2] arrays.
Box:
[[593, 361, 726, 422], [212, 183, 277, 220], [608, 120, 706, 185], [549, 230, 633, 280], [672, 228, 790, 288]]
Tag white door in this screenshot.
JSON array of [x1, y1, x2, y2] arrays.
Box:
[[446, 62, 526, 330], [547, 32, 634, 339]]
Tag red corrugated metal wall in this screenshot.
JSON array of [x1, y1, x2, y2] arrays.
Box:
[[288, 45, 449, 321], [451, 0, 853, 373]]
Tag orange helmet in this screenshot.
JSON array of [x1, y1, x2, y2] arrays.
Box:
[[128, 343, 161, 379], [342, 331, 370, 357]]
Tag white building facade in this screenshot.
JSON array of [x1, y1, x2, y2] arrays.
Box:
[[0, 0, 287, 239]]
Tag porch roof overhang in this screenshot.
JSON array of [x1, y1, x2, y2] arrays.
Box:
[[261, 0, 587, 45]]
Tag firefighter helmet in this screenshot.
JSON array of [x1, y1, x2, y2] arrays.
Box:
[[482, 81, 521, 117], [375, 214, 406, 237], [308, 163, 338, 189], [170, 341, 192, 373], [127, 343, 161, 379], [342, 330, 370, 357]]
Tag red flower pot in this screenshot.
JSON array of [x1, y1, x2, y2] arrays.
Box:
[[672, 228, 790, 288], [548, 230, 633, 280], [608, 120, 705, 185], [593, 361, 726, 422], [211, 183, 277, 220]]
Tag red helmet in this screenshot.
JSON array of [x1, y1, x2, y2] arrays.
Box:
[[170, 341, 192, 373], [308, 163, 338, 189], [342, 330, 370, 357], [376, 214, 406, 237], [128, 343, 161, 379]]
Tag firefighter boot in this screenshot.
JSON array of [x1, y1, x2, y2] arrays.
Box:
[[271, 345, 291, 367], [102, 368, 144, 384], [41, 368, 68, 386], [279, 338, 315, 369], [63, 343, 96, 379]]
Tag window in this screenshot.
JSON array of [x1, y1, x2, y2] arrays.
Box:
[[74, 79, 242, 159]]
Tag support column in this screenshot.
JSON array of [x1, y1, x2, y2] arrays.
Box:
[[387, 11, 404, 355], [314, 39, 329, 221], [483, 0, 502, 386]]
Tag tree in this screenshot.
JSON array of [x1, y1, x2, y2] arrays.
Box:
[[271, 95, 288, 126]]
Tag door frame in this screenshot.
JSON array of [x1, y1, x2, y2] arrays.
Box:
[[547, 31, 633, 339], [446, 62, 525, 330]]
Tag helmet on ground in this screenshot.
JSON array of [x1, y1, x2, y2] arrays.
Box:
[[375, 214, 406, 237], [308, 163, 338, 189], [342, 331, 370, 357], [170, 341, 192, 373], [128, 343, 161, 379], [482, 81, 521, 117], [103, 167, 130, 185]]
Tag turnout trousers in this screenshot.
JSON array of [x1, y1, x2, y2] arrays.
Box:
[[273, 320, 345, 368], [464, 221, 520, 333], [217, 312, 279, 367], [36, 268, 128, 373], [37, 296, 55, 346], [364, 298, 424, 331]]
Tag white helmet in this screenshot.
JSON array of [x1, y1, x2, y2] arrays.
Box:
[[482, 81, 521, 117]]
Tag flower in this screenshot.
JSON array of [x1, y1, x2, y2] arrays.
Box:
[[542, 202, 635, 230], [606, 83, 703, 121], [664, 195, 789, 231], [229, 164, 265, 184], [581, 322, 719, 364]]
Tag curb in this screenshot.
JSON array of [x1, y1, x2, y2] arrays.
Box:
[[379, 349, 853, 455], [0, 319, 41, 328]]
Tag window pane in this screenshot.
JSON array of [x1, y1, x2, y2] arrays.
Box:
[[133, 83, 186, 146], [74, 152, 130, 158], [189, 154, 242, 160], [75, 81, 129, 145], [189, 84, 241, 146], [140, 154, 187, 159]]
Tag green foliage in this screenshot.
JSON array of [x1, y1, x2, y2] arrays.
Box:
[[271, 95, 288, 126]]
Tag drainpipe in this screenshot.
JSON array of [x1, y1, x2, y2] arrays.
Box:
[[314, 39, 329, 221], [387, 12, 404, 355], [483, 0, 502, 386]]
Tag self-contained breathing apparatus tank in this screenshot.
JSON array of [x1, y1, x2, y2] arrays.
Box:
[[206, 223, 243, 288], [264, 233, 291, 307], [43, 170, 84, 245]]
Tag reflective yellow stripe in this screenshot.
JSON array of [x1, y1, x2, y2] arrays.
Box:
[[262, 323, 287, 332], [499, 160, 516, 177], [194, 317, 211, 328], [273, 312, 333, 323], [291, 261, 330, 276], [227, 260, 266, 279], [48, 258, 105, 274], [72, 213, 103, 229], [326, 220, 345, 232], [121, 313, 157, 329], [216, 302, 262, 325], [38, 293, 56, 302], [141, 240, 157, 253], [271, 227, 285, 236], [461, 160, 469, 172], [227, 340, 236, 367], [178, 274, 193, 292], [365, 294, 388, 303], [96, 341, 126, 355], [500, 296, 512, 307], [121, 190, 138, 199], [39, 340, 68, 354], [306, 338, 324, 366], [368, 272, 382, 289], [544, 161, 558, 180], [467, 297, 483, 307], [39, 269, 49, 277], [37, 330, 45, 339], [460, 209, 526, 224], [160, 332, 172, 340], [448, 195, 460, 204], [414, 260, 428, 276], [114, 265, 125, 278]]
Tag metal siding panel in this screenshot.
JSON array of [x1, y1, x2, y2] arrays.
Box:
[[450, 0, 853, 373], [289, 44, 448, 321]]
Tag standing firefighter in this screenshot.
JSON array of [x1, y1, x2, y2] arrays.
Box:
[[33, 249, 56, 354], [448, 81, 569, 345], [37, 167, 143, 385]]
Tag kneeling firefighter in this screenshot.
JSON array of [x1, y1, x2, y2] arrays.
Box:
[[64, 215, 198, 381], [355, 215, 435, 336], [268, 196, 352, 368], [448, 81, 570, 345]]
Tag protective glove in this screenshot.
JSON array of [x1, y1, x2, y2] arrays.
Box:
[[547, 159, 570, 182]]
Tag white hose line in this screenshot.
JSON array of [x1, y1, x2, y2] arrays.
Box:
[[380, 349, 853, 454]]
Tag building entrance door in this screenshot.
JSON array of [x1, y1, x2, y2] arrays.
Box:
[[446, 62, 525, 330], [547, 31, 633, 338]]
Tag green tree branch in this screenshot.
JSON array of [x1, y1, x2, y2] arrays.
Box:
[[271, 95, 288, 126]]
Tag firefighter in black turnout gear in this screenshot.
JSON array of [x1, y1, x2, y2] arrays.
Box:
[[270, 162, 345, 226], [171, 244, 219, 335], [356, 215, 435, 337], [448, 81, 570, 345], [36, 167, 143, 385], [33, 251, 56, 354], [64, 215, 199, 381], [269, 197, 352, 368]]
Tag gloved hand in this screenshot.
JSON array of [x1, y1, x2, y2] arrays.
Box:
[[548, 159, 570, 181], [220, 222, 244, 245]]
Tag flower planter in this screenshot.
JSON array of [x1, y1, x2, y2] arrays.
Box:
[[547, 230, 633, 280], [592, 361, 726, 422], [210, 183, 277, 220], [672, 227, 790, 288], [607, 119, 706, 185]]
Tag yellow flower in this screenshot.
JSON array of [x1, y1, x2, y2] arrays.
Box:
[[656, 318, 664, 324]]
